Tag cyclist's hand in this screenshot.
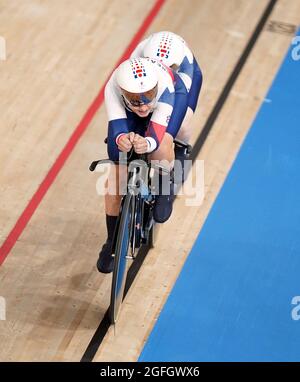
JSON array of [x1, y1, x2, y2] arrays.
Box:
[[117, 132, 135, 152], [133, 134, 148, 154]]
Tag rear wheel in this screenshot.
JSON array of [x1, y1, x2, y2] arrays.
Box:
[[109, 192, 135, 324]]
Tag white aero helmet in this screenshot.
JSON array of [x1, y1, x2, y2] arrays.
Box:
[[116, 57, 158, 94], [143, 31, 185, 67]]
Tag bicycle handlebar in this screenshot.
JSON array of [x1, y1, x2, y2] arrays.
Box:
[[90, 138, 192, 173], [89, 159, 127, 172], [89, 157, 170, 174]]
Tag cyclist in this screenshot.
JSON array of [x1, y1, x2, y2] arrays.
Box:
[[131, 31, 203, 167], [98, 57, 187, 273]]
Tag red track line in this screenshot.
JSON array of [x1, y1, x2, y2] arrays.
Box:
[[0, 0, 166, 266]]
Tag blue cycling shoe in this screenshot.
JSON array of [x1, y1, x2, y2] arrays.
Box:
[[153, 180, 174, 223], [97, 240, 114, 274]]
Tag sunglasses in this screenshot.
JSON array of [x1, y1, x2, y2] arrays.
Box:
[[122, 93, 157, 108]]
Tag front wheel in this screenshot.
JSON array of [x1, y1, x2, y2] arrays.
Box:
[[109, 192, 135, 324]]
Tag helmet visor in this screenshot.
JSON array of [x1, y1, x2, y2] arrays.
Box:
[[121, 84, 158, 107]]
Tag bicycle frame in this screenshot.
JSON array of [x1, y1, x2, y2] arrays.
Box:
[[90, 138, 192, 323]]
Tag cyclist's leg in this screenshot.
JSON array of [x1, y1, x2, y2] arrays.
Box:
[[175, 106, 194, 143], [98, 163, 128, 273], [148, 132, 175, 223]]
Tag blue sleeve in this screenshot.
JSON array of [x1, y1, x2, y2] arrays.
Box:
[[188, 58, 203, 111], [147, 87, 176, 150], [107, 118, 129, 160], [178, 56, 194, 82]]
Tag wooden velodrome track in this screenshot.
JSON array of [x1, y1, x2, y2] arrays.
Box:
[[0, 0, 299, 361]]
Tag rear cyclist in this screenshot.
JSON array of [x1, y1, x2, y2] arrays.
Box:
[[131, 31, 203, 167]]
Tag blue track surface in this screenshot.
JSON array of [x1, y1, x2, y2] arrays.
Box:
[[139, 33, 300, 362]]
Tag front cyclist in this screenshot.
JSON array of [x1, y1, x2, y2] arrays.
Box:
[[98, 57, 184, 273]]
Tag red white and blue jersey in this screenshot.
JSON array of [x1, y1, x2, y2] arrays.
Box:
[[104, 58, 175, 152]]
